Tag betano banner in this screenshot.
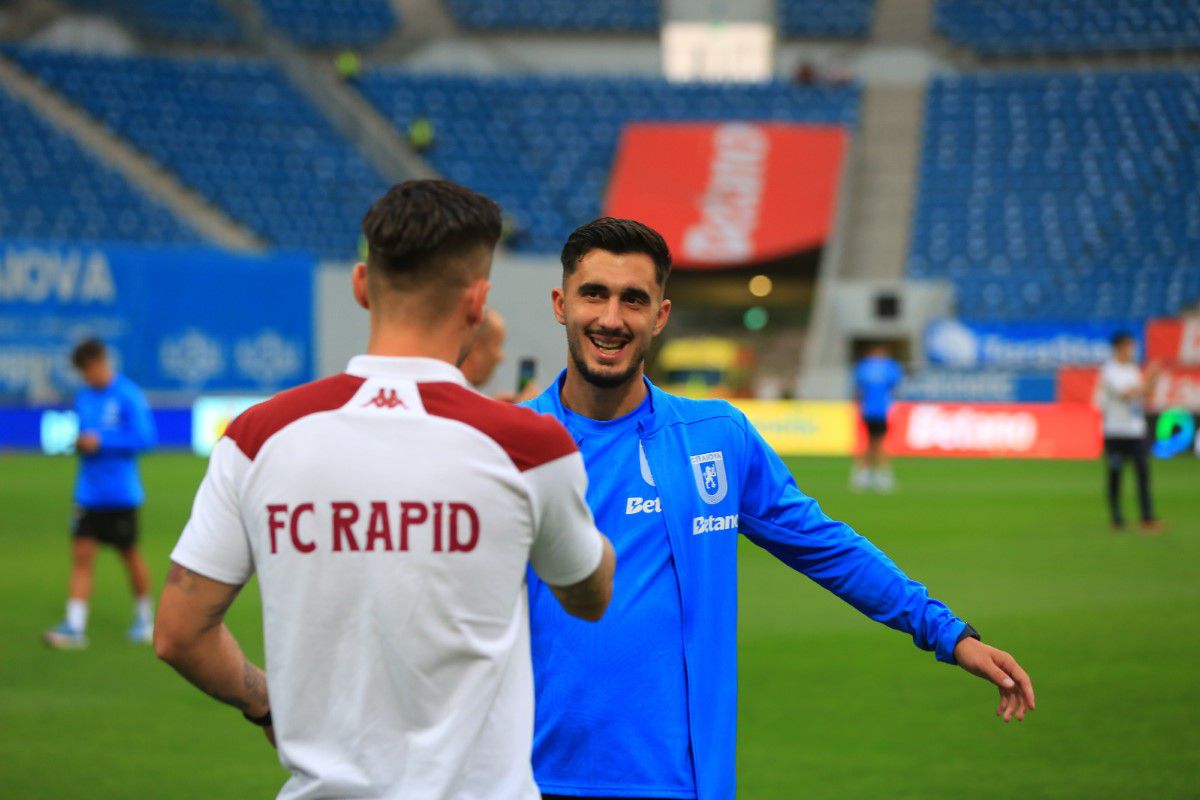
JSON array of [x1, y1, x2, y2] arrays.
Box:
[[885, 402, 1101, 459], [605, 123, 848, 268], [0, 240, 313, 403]]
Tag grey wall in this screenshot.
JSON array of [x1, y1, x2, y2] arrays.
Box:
[[315, 253, 568, 395]]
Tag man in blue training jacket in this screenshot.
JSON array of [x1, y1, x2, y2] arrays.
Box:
[[523, 218, 1035, 800], [852, 343, 904, 493], [44, 338, 158, 650]]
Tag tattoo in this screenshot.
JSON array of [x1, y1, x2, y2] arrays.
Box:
[[166, 562, 240, 631], [243, 658, 269, 712]]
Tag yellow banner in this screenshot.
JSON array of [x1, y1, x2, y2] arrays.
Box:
[[731, 400, 857, 456]]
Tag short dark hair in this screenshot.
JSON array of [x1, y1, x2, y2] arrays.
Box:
[[561, 217, 672, 288], [71, 338, 106, 370], [1111, 331, 1135, 347], [361, 180, 502, 292]]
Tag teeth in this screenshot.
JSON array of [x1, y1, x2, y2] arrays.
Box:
[[589, 335, 626, 353]]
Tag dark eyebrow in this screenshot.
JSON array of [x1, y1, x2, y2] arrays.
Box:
[[577, 282, 610, 295], [621, 288, 652, 303]]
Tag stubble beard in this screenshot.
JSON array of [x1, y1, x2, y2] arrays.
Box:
[[567, 328, 646, 390]]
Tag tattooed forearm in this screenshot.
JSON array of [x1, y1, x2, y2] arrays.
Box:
[[243, 658, 269, 713]]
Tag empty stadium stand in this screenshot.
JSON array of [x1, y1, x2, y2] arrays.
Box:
[[444, 0, 874, 36], [358, 71, 859, 253], [258, 0, 400, 47], [0, 85, 199, 245], [779, 0, 874, 38], [935, 0, 1200, 56], [444, 0, 658, 32], [909, 70, 1200, 323], [66, 0, 241, 43], [11, 48, 388, 259]]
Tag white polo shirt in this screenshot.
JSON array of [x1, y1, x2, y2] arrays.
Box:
[[1097, 359, 1147, 438], [171, 356, 603, 800]]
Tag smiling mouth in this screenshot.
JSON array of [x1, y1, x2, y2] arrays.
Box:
[[587, 332, 630, 361]]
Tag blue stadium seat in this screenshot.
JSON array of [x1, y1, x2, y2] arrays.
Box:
[[444, 0, 874, 36], [0, 85, 199, 245], [935, 0, 1200, 56], [11, 48, 388, 259], [358, 71, 860, 253], [443, 0, 659, 32], [778, 0, 874, 38], [909, 71, 1200, 323], [66, 0, 241, 43], [259, 0, 400, 47]]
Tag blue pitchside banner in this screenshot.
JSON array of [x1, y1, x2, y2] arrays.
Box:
[[0, 240, 314, 403], [924, 319, 1142, 370]]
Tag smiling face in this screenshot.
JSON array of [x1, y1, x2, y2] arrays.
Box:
[[553, 248, 670, 390]]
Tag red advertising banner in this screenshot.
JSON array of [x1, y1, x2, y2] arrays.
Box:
[[1145, 318, 1200, 364], [878, 402, 1102, 459], [1059, 366, 1200, 412], [604, 123, 848, 269]]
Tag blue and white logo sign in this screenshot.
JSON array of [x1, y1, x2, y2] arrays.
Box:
[[690, 450, 728, 505], [925, 319, 1134, 370]]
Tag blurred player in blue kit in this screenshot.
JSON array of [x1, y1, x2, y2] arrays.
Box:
[[44, 338, 157, 649], [852, 343, 904, 492], [523, 219, 1035, 800]]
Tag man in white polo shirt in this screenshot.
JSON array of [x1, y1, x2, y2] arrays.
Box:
[[1097, 331, 1163, 533], [154, 179, 616, 799]]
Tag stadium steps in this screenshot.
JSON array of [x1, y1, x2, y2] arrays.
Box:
[[838, 84, 924, 280], [870, 0, 936, 45], [0, 52, 264, 251], [222, 0, 438, 187]]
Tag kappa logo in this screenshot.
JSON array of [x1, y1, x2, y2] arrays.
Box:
[[363, 388, 406, 410], [689, 450, 728, 505]]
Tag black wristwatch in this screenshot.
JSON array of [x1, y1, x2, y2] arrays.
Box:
[[243, 708, 273, 727], [956, 623, 981, 644]]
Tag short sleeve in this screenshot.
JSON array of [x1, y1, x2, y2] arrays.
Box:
[[524, 451, 604, 587], [170, 437, 254, 585]]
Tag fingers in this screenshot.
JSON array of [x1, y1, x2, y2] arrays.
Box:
[[997, 651, 1036, 710]]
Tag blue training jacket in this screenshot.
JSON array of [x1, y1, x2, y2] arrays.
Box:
[[74, 374, 157, 509], [525, 374, 966, 800]]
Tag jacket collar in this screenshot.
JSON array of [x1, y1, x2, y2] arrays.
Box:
[[537, 369, 676, 437]]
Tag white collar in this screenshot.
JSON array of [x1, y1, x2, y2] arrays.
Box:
[[346, 355, 468, 385]]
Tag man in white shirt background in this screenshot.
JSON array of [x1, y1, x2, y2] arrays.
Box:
[[152, 179, 616, 800], [1097, 331, 1164, 533]]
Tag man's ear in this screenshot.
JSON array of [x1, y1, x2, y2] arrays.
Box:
[[653, 297, 671, 337], [463, 279, 491, 328], [352, 263, 370, 310], [551, 287, 566, 326]]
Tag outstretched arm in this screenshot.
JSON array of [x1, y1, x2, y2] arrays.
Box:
[[736, 413, 1035, 720], [154, 563, 273, 743]]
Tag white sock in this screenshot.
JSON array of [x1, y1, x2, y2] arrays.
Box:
[[135, 596, 153, 624], [66, 599, 88, 632]]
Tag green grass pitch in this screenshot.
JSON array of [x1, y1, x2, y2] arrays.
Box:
[[1, 452, 1197, 798]]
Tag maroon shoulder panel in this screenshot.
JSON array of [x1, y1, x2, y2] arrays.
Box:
[[225, 373, 366, 460], [418, 382, 577, 472]]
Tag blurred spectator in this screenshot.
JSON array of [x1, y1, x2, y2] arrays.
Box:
[[852, 343, 903, 492], [461, 308, 539, 402], [1097, 332, 1164, 533]]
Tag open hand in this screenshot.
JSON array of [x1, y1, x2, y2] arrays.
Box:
[[953, 637, 1035, 723]]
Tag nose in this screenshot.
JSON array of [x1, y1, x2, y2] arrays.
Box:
[[597, 296, 623, 330]]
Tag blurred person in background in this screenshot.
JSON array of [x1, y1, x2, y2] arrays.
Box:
[[852, 343, 904, 492], [154, 180, 613, 800], [44, 338, 158, 650], [1097, 332, 1163, 533], [461, 307, 539, 402]]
